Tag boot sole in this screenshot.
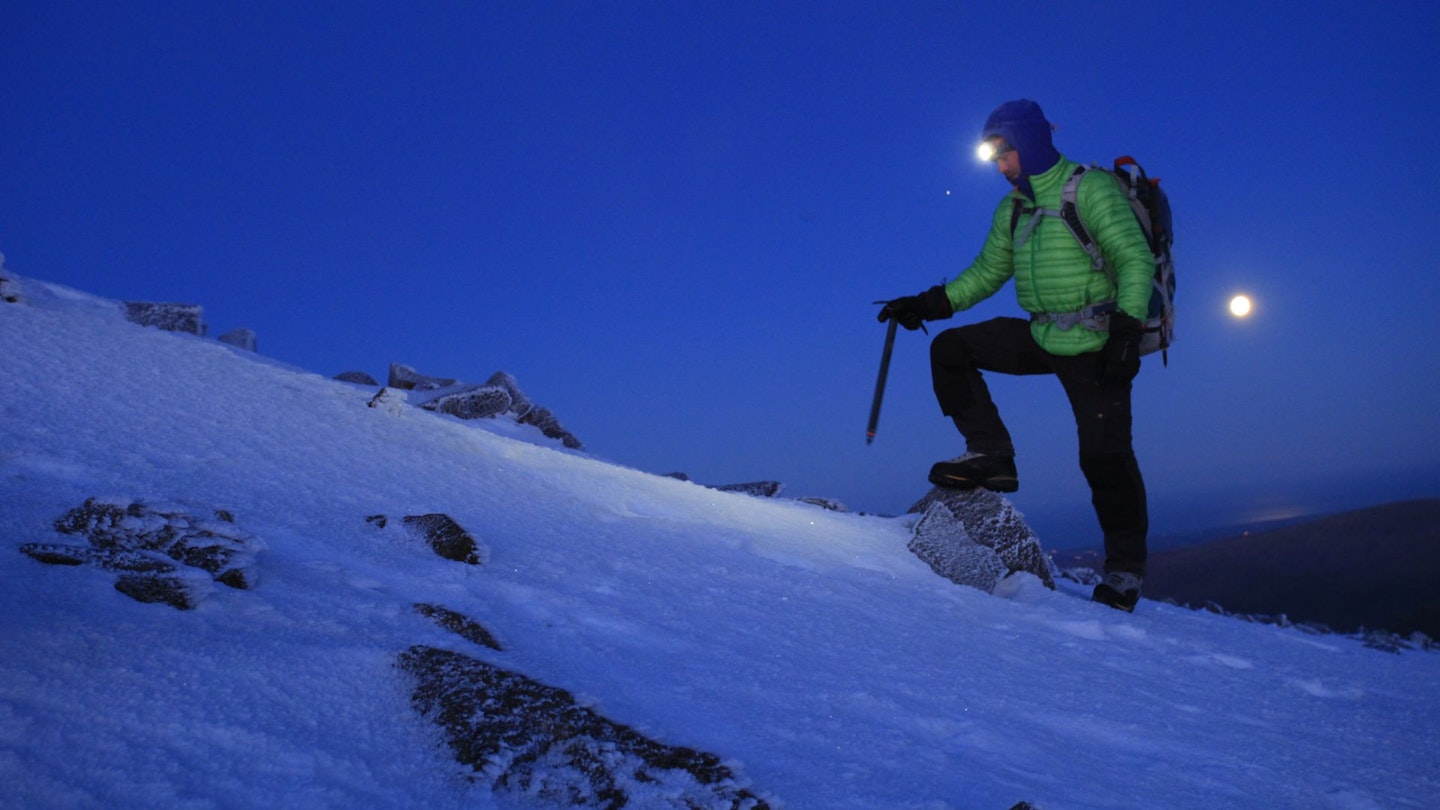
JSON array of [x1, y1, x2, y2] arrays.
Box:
[[928, 473, 1019, 493]]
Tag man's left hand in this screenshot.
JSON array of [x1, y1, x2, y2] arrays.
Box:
[[1098, 313, 1143, 384]]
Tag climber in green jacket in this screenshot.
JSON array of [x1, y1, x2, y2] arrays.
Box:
[[877, 99, 1153, 612]]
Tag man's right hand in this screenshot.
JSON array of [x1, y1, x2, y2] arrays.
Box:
[[876, 296, 926, 331], [876, 285, 953, 331]]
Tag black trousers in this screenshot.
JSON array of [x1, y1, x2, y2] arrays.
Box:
[[930, 317, 1148, 575]]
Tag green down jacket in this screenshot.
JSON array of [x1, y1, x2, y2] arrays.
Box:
[[943, 155, 1154, 356]]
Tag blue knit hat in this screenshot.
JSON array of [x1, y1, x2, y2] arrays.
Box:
[[981, 99, 1060, 179]]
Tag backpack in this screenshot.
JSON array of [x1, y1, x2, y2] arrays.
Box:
[[1009, 157, 1176, 364]]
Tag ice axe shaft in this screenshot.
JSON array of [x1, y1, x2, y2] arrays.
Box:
[[866, 317, 898, 444]]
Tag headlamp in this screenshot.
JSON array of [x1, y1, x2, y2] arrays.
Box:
[[976, 139, 1013, 162]]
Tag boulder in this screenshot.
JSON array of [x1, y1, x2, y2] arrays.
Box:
[[403, 513, 487, 565], [366, 513, 488, 566], [907, 487, 1056, 591]]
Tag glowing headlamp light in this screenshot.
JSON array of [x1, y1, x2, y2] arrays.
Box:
[[976, 139, 1013, 162]]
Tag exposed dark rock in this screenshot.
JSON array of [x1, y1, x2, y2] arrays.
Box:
[[335, 370, 380, 386], [20, 498, 262, 609], [388, 363, 457, 391], [218, 327, 257, 352], [114, 573, 201, 610], [20, 543, 178, 575], [0, 270, 19, 303], [797, 497, 847, 512], [396, 645, 771, 809], [124, 301, 206, 335], [368, 513, 487, 565], [713, 481, 784, 499], [664, 475, 847, 512], [414, 603, 503, 651], [402, 514, 487, 566], [907, 487, 1056, 591]]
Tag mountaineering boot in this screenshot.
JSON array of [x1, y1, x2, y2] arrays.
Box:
[[928, 452, 1019, 492], [1092, 570, 1142, 612]]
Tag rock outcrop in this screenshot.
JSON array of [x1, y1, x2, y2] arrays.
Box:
[[381, 365, 584, 450], [396, 645, 771, 809], [123, 301, 206, 336], [714, 481, 784, 498], [20, 498, 263, 609]]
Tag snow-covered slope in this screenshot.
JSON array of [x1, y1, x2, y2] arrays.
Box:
[[2, 272, 1437, 809]]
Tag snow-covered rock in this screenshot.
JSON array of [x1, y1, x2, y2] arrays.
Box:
[[907, 487, 1057, 591]]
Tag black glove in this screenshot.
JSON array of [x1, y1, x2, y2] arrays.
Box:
[[876, 285, 952, 331], [1097, 312, 1144, 384]]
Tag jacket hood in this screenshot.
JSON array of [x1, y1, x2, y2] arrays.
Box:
[[982, 99, 1060, 192]]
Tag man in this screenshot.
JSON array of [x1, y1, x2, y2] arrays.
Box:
[[877, 99, 1153, 611]]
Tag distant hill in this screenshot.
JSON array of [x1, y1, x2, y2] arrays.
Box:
[[1141, 499, 1440, 637]]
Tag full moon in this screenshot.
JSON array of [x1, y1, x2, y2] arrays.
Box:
[[1229, 295, 1253, 318]]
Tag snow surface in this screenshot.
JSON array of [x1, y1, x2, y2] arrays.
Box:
[[2, 271, 1437, 809]]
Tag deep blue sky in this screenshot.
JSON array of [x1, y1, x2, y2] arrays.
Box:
[[5, 1, 1439, 541]]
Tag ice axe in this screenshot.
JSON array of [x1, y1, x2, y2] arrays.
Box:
[[867, 300, 931, 444], [865, 315, 898, 445]]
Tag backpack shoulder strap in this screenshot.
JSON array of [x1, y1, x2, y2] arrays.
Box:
[[1060, 164, 1106, 272]]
